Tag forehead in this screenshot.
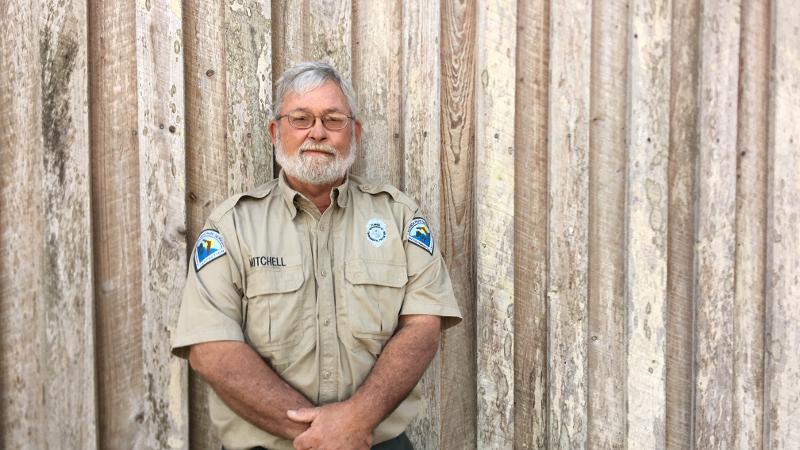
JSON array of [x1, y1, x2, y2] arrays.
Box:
[[281, 80, 349, 113]]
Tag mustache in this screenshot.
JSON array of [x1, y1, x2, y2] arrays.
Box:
[[299, 141, 337, 155]]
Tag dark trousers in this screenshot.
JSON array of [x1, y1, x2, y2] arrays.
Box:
[[231, 431, 414, 450]]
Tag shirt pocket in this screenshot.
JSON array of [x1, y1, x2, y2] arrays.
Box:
[[344, 259, 408, 343], [243, 265, 306, 363]]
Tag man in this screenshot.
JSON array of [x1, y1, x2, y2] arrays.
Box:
[[172, 61, 462, 450]]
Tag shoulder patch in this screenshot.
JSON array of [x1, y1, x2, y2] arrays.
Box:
[[194, 229, 226, 271], [407, 217, 434, 255]]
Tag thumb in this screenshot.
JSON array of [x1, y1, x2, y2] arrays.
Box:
[[287, 407, 319, 423]]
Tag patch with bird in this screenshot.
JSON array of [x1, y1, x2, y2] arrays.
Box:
[[407, 217, 434, 255], [194, 229, 226, 271]]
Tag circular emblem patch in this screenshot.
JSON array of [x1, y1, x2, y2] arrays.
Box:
[[366, 218, 388, 247]]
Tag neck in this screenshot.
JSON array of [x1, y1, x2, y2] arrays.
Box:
[[284, 174, 344, 213]]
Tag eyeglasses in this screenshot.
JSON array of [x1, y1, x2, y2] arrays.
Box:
[[276, 110, 353, 131]]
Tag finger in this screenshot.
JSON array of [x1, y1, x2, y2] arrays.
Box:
[[287, 407, 319, 423], [292, 430, 310, 450]]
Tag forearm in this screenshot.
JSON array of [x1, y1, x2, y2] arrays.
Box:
[[347, 315, 441, 431], [189, 340, 314, 439]]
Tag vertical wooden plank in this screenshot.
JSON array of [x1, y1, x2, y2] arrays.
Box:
[[39, 0, 98, 447], [764, 0, 800, 447], [732, 1, 769, 448], [693, 2, 741, 448], [135, 0, 189, 448], [475, 0, 516, 447], [513, 0, 548, 448], [587, 0, 628, 448], [351, 0, 403, 185], [272, 0, 351, 86], [0, 1, 45, 447], [441, 0, 478, 448], [89, 0, 144, 446], [666, 0, 700, 447], [183, 2, 274, 448], [401, 2, 442, 448], [224, 0, 273, 193], [625, 0, 671, 448], [182, 2, 226, 449], [547, 0, 590, 447]]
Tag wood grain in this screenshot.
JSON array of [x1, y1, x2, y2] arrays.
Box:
[[733, 1, 770, 448], [475, 0, 516, 448], [764, 1, 800, 446], [513, 0, 548, 448], [0, 1, 45, 447], [183, 2, 226, 448], [401, 3, 442, 447], [351, 0, 403, 185], [39, 0, 98, 448], [547, 0, 591, 447], [666, 0, 700, 447], [693, 2, 741, 447], [587, 0, 628, 448], [440, 0, 478, 448], [135, 0, 189, 448], [625, 1, 671, 448], [89, 0, 144, 447]]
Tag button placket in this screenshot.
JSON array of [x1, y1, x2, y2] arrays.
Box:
[[317, 210, 337, 401]]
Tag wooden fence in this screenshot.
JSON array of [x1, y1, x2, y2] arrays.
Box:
[[1, 0, 798, 449]]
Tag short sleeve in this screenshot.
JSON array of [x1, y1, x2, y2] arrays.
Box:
[[399, 214, 462, 329], [171, 219, 246, 358]]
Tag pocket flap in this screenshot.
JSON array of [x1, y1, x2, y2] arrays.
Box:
[[246, 265, 304, 296], [345, 259, 408, 288]]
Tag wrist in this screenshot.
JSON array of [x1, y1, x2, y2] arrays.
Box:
[[343, 396, 382, 433]]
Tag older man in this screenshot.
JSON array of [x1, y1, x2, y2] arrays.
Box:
[[172, 61, 461, 450]]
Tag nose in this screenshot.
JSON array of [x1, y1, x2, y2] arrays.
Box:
[[306, 117, 328, 142]]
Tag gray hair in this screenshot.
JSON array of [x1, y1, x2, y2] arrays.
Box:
[[272, 61, 358, 120]]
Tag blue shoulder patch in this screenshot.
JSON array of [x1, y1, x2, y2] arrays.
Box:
[[407, 217, 434, 255], [194, 229, 226, 271]]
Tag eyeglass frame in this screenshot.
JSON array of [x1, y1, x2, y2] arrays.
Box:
[[274, 110, 355, 131]]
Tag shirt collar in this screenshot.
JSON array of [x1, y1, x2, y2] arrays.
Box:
[[277, 170, 351, 218]]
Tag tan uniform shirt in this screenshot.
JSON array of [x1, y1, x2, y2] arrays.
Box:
[[171, 172, 462, 450]]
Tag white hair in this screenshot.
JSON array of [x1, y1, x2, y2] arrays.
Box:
[[272, 61, 358, 119]]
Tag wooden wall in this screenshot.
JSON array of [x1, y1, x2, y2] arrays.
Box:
[[1, 0, 798, 449]]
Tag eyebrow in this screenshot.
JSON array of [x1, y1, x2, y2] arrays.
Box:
[[290, 107, 347, 114]]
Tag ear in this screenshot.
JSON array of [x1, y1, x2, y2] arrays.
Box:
[[268, 120, 278, 144], [354, 119, 362, 143]]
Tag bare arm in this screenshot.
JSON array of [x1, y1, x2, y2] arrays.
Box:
[[189, 340, 315, 440], [289, 314, 441, 450]]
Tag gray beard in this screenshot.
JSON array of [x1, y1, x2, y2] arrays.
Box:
[[274, 136, 356, 185]]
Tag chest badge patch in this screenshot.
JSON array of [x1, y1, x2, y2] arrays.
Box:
[[194, 229, 226, 271], [366, 218, 388, 247], [407, 217, 434, 255]]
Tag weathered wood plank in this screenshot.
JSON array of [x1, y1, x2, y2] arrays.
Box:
[[693, 2, 741, 447], [183, 2, 226, 448], [475, 0, 516, 447], [587, 0, 628, 448], [89, 0, 144, 447], [270, 0, 305, 85], [39, 0, 98, 448], [351, 0, 403, 185], [135, 0, 189, 448], [547, 0, 590, 447], [764, 1, 800, 447], [666, 0, 700, 447], [733, 1, 769, 448], [0, 1, 45, 447], [400, 2, 442, 448], [513, 0, 548, 448], [306, 0, 352, 80], [440, 0, 478, 448], [224, 0, 273, 193], [625, 1, 671, 448]]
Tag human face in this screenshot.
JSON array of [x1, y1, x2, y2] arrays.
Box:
[[269, 80, 361, 186]]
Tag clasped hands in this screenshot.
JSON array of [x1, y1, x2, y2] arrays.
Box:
[[287, 400, 374, 450]]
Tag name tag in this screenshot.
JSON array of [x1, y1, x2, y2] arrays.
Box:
[[249, 256, 287, 268]]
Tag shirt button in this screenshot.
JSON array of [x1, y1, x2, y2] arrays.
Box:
[[323, 318, 331, 327], [320, 270, 327, 277], [323, 370, 331, 380], [320, 224, 326, 232]]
